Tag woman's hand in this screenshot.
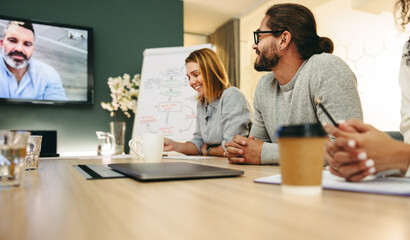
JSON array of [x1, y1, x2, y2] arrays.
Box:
[[163, 138, 176, 152], [324, 119, 407, 181], [325, 119, 377, 181], [163, 139, 201, 155], [201, 143, 208, 156]]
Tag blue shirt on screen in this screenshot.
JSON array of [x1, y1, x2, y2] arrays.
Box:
[[0, 55, 67, 101]]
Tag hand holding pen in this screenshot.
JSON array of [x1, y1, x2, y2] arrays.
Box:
[[315, 98, 339, 127]]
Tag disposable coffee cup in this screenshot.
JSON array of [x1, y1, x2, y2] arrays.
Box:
[[276, 123, 327, 195]]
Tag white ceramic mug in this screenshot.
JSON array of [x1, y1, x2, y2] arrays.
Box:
[[129, 134, 164, 162]]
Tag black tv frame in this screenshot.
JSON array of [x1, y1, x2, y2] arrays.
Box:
[[0, 15, 94, 106]]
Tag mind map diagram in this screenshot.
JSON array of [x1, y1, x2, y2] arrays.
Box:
[[135, 65, 197, 140]]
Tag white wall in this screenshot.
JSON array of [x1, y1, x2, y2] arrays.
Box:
[[184, 33, 208, 47], [240, 0, 408, 131]]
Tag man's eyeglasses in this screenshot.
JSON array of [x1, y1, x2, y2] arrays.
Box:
[[253, 30, 283, 45]]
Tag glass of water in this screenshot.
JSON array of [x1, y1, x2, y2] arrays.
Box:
[[0, 130, 31, 187], [26, 135, 42, 170]]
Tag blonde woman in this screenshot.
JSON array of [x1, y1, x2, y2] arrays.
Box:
[[163, 48, 252, 156]]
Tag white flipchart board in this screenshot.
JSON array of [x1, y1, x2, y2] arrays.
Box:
[[132, 44, 213, 141]]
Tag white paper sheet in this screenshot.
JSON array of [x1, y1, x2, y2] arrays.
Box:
[[43, 154, 138, 160], [162, 155, 218, 160], [254, 171, 410, 196]]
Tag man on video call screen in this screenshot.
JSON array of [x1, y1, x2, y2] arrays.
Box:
[[0, 21, 67, 101]]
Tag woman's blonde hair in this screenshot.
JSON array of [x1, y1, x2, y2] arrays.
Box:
[[185, 48, 231, 104]]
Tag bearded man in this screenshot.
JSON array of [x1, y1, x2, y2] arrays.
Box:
[[224, 3, 363, 165], [0, 21, 66, 100]]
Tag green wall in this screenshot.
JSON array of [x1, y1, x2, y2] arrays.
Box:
[[0, 0, 183, 154]]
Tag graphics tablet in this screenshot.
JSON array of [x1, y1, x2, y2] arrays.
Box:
[[108, 162, 244, 181]]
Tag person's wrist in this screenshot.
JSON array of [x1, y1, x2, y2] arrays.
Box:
[[393, 142, 410, 174], [200, 147, 205, 155], [171, 141, 179, 152], [404, 162, 410, 177], [400, 144, 410, 176]]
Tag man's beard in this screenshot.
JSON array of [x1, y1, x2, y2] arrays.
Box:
[[254, 48, 280, 72], [2, 47, 29, 69]]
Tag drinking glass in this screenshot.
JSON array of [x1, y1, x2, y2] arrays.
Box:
[[0, 130, 31, 187], [25, 135, 42, 170]]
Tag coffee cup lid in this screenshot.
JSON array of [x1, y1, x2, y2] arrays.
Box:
[[276, 123, 327, 138]]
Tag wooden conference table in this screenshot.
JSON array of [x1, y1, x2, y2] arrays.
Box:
[[1, 156, 410, 240]]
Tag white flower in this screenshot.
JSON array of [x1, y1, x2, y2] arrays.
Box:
[[101, 73, 141, 119]]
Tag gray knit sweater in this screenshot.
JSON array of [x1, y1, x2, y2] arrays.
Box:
[[250, 53, 363, 164]]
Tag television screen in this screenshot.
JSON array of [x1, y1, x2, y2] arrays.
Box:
[[0, 15, 93, 105]]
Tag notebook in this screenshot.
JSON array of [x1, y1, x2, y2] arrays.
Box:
[[254, 170, 410, 197], [108, 162, 244, 181]]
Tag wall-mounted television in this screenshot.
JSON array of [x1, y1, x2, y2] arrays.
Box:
[[0, 15, 93, 105]]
